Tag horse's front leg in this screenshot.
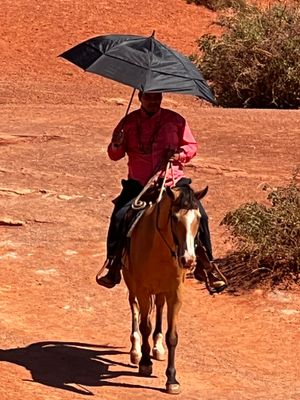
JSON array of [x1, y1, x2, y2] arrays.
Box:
[[137, 294, 153, 376], [129, 292, 142, 365], [165, 290, 182, 395], [152, 293, 165, 361]]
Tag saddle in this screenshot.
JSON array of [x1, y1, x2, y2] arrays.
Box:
[[124, 184, 161, 235]]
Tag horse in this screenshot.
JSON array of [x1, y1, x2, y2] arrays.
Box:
[[122, 184, 208, 394]]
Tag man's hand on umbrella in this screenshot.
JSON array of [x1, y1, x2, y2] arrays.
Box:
[[111, 130, 124, 147]]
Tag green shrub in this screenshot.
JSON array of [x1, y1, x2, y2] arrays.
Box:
[[195, 2, 300, 108], [187, 0, 246, 11], [219, 171, 300, 290]]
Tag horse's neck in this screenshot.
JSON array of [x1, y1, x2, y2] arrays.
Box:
[[128, 195, 180, 279]]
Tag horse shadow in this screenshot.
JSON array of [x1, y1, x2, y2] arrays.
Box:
[[0, 341, 161, 395]]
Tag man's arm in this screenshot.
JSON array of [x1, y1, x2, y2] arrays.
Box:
[[176, 120, 197, 163]]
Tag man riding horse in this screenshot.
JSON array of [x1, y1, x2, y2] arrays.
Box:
[[96, 91, 227, 294]]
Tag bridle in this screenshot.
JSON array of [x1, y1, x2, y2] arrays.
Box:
[[156, 199, 177, 258]]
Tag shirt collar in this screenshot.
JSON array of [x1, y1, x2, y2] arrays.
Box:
[[139, 107, 162, 120]]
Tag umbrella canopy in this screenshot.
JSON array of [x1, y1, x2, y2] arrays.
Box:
[[60, 33, 216, 105]]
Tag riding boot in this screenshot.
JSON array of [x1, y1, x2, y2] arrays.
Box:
[[96, 257, 121, 288], [194, 261, 228, 294]]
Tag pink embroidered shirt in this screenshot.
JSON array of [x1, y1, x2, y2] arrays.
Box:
[[107, 107, 197, 186]]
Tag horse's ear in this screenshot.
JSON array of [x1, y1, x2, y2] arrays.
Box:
[[195, 186, 208, 200], [166, 186, 182, 201], [166, 186, 176, 200]]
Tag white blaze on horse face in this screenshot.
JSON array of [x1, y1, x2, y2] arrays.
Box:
[[185, 209, 199, 257], [177, 209, 200, 267]]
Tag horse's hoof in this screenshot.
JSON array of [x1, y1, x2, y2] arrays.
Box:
[[130, 351, 142, 365], [152, 348, 165, 361], [166, 383, 181, 395], [139, 364, 152, 377]]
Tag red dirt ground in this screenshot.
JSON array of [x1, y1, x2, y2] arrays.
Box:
[[0, 1, 299, 399]]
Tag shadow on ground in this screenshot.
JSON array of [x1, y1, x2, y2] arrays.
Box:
[[0, 341, 162, 395]]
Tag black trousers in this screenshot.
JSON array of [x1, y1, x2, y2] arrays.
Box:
[[106, 178, 213, 261]]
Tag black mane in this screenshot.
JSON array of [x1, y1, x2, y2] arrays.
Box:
[[175, 185, 198, 210]]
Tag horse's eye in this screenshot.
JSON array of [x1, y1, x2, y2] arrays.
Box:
[[172, 214, 179, 223]]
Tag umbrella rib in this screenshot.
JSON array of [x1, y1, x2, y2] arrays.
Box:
[[151, 40, 203, 80], [88, 53, 206, 83]]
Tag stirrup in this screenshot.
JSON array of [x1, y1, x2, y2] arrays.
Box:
[[206, 267, 228, 294], [96, 258, 112, 281], [206, 278, 228, 295], [97, 274, 118, 289], [96, 257, 121, 288], [194, 262, 228, 295]]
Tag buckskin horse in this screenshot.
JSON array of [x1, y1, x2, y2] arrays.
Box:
[[122, 182, 209, 394]]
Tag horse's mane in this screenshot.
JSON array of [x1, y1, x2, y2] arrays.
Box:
[[173, 185, 198, 210]]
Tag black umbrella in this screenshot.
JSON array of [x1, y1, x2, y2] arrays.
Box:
[[60, 32, 216, 106]]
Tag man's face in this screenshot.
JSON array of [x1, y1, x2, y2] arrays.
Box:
[[140, 92, 162, 114]]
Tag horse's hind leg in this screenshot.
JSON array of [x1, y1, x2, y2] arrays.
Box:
[[129, 293, 142, 365], [137, 294, 153, 376], [165, 291, 182, 395], [152, 293, 165, 361]]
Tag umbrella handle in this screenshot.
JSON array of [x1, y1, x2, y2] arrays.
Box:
[[119, 88, 136, 133], [124, 88, 136, 118]]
